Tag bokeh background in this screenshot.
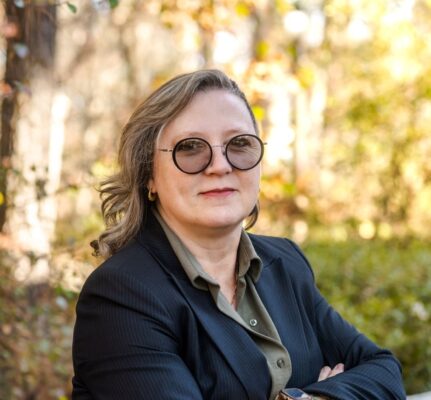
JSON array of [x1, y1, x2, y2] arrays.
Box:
[[0, 0, 430, 398]]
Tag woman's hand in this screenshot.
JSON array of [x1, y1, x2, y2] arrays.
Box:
[[276, 364, 345, 399], [318, 363, 345, 381], [308, 363, 345, 399]]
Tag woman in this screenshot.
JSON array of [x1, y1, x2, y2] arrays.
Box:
[[72, 70, 405, 400]]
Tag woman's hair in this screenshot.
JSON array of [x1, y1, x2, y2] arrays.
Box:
[[93, 69, 260, 258]]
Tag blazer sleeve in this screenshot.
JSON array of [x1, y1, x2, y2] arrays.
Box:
[[289, 241, 406, 400], [72, 265, 203, 400]]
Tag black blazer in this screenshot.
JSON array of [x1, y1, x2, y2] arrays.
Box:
[[72, 213, 405, 399]]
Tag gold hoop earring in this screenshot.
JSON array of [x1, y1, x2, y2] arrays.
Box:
[[148, 191, 157, 202]]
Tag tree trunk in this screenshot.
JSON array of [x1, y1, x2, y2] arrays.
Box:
[[0, 0, 27, 230], [1, 1, 59, 283]]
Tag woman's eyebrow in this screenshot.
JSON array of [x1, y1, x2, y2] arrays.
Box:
[[224, 128, 254, 135], [163, 131, 206, 146], [176, 127, 252, 139], [164, 127, 255, 146], [174, 130, 206, 138]]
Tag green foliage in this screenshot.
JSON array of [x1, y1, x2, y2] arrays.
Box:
[[317, 1, 431, 238], [303, 238, 431, 394], [0, 251, 78, 400], [66, 2, 77, 14], [54, 210, 104, 261], [65, 0, 119, 14]]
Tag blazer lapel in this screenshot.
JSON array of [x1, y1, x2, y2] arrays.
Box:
[[136, 211, 271, 399]]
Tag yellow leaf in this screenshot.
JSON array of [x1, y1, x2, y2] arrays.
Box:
[[252, 105, 265, 121], [0, 192, 4, 206], [297, 66, 315, 88], [275, 0, 294, 14], [235, 3, 250, 17], [255, 41, 269, 59]]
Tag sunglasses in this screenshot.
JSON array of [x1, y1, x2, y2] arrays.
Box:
[[158, 134, 265, 174]]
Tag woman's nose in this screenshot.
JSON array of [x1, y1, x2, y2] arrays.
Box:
[[204, 145, 232, 174]]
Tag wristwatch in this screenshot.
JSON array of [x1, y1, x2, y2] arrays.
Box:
[[277, 388, 313, 400]]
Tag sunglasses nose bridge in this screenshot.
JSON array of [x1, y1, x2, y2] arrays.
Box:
[[211, 144, 227, 156], [204, 143, 232, 172]]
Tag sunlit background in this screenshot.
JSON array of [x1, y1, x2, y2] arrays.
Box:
[[0, 0, 430, 398]]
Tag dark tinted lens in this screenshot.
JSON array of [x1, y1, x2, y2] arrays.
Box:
[[226, 135, 263, 170], [173, 138, 211, 174]]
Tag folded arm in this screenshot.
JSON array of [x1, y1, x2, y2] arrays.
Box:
[[303, 289, 405, 400], [283, 240, 405, 400]]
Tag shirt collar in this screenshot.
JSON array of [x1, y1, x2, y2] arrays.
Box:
[[152, 208, 263, 288], [238, 230, 263, 283]]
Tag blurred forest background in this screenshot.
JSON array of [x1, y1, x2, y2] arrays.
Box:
[[0, 0, 430, 398]]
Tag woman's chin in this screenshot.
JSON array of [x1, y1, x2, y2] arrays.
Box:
[[194, 212, 246, 232]]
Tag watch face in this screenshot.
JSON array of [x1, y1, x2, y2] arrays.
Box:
[[281, 388, 312, 399]]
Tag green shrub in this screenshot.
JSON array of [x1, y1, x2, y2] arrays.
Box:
[[0, 251, 78, 400], [303, 238, 431, 395]]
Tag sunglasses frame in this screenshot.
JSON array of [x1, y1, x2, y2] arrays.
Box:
[[158, 134, 265, 174]]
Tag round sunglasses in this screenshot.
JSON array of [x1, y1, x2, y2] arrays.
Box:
[[158, 134, 265, 174]]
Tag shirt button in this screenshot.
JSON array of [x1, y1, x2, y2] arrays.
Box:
[[277, 358, 285, 368], [249, 318, 258, 327]]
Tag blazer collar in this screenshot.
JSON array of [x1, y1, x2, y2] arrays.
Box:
[[135, 209, 271, 399]]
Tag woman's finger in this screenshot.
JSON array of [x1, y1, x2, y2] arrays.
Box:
[[318, 363, 345, 382], [327, 363, 345, 378], [318, 366, 332, 381]]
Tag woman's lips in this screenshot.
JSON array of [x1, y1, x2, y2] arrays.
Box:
[[200, 188, 236, 197]]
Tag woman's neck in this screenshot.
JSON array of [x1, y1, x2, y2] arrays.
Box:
[[181, 228, 241, 282], [177, 226, 241, 306], [157, 209, 241, 286]]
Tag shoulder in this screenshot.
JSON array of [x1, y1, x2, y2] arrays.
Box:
[[78, 239, 174, 307], [75, 239, 190, 341], [248, 233, 315, 281], [249, 234, 301, 255], [88, 239, 166, 282]]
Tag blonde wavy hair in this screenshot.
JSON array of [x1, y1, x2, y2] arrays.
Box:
[[92, 69, 260, 258]]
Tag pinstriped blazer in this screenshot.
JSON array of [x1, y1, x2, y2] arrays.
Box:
[[72, 212, 405, 399]]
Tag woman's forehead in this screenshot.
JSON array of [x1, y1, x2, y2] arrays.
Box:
[[159, 91, 255, 143]]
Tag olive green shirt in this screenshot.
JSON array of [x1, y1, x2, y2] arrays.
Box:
[[153, 210, 292, 400]]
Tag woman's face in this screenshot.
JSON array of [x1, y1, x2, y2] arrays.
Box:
[[150, 89, 261, 235]]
